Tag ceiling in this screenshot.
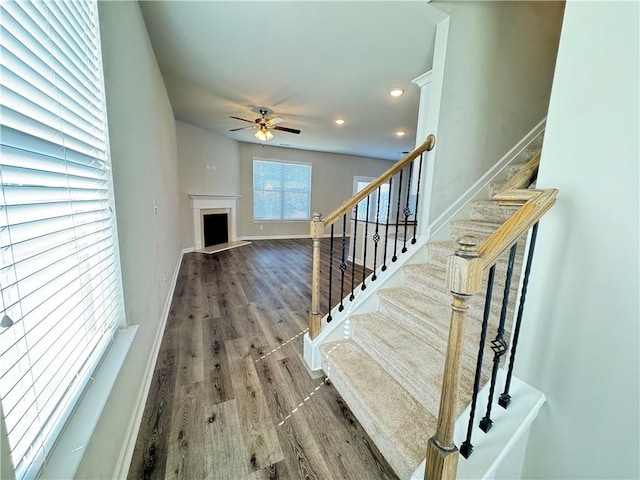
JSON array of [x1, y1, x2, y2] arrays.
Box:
[[139, 1, 445, 161]]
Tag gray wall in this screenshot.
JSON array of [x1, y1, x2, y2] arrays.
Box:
[[75, 2, 181, 477], [429, 1, 564, 221], [237, 142, 394, 238], [517, 1, 639, 477], [177, 120, 240, 248]]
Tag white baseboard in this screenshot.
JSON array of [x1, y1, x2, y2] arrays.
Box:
[[238, 233, 340, 241], [427, 119, 546, 238], [112, 247, 188, 479], [238, 234, 312, 240]]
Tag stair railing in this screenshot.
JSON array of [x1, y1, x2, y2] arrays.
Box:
[[308, 134, 436, 339], [425, 152, 557, 479]]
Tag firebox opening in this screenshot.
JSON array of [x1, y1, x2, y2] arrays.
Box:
[[203, 213, 228, 247]]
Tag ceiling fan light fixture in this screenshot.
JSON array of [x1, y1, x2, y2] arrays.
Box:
[[255, 128, 273, 142]]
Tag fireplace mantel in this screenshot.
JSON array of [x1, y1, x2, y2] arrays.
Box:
[[189, 194, 240, 249]]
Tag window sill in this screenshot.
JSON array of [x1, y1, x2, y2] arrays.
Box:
[[38, 325, 138, 479]]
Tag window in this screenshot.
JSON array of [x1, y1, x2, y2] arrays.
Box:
[[0, 2, 124, 479], [253, 159, 312, 221], [353, 176, 390, 223]]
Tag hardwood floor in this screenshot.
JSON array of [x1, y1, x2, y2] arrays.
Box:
[[128, 239, 397, 480]]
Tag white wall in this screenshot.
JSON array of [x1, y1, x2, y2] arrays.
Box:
[[176, 120, 240, 248], [74, 2, 181, 477], [428, 1, 564, 221], [517, 2, 640, 478], [237, 143, 394, 238]]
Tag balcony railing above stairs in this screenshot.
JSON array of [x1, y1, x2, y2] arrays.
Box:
[[425, 152, 557, 479], [308, 133, 436, 339]]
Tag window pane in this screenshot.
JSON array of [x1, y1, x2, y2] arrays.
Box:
[[253, 191, 282, 220], [283, 192, 310, 220], [253, 160, 282, 191], [283, 164, 310, 192]]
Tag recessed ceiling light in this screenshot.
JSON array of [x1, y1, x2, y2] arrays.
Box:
[[396, 130, 406, 137], [390, 88, 404, 97], [335, 119, 345, 125]]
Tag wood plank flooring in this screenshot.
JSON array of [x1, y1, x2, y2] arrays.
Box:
[[128, 239, 396, 480]]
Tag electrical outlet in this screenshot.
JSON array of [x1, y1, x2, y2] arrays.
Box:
[[259, 224, 264, 230], [163, 272, 167, 282]]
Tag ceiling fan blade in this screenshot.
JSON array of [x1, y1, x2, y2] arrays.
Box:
[[230, 116, 256, 124], [229, 126, 255, 132], [273, 126, 301, 134], [266, 116, 285, 127]]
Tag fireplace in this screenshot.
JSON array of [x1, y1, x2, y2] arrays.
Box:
[[189, 194, 240, 250]]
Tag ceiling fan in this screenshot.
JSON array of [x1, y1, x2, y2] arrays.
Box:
[[229, 109, 301, 141]]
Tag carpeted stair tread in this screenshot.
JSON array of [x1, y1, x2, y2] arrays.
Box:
[[422, 240, 523, 272], [320, 340, 436, 479], [470, 201, 520, 224], [377, 286, 454, 344], [508, 162, 528, 177], [376, 286, 502, 360], [449, 219, 503, 243], [490, 180, 508, 197], [401, 264, 519, 324], [350, 312, 483, 417]]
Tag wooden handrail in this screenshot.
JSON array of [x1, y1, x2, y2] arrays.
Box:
[[308, 132, 436, 339], [322, 134, 436, 226], [426, 152, 557, 480], [478, 188, 557, 270]]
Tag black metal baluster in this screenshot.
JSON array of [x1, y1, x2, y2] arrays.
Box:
[[361, 196, 370, 290], [402, 162, 413, 253], [412, 153, 424, 244], [381, 177, 393, 272], [372, 186, 382, 281], [392, 169, 403, 262], [460, 264, 497, 459], [499, 222, 540, 408], [326, 224, 335, 322], [480, 243, 518, 433], [338, 214, 347, 312], [350, 205, 358, 301]]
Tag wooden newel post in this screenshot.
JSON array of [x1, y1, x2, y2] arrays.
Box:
[[425, 235, 483, 480], [309, 212, 324, 339]]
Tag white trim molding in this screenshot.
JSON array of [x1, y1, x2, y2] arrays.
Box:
[[189, 194, 240, 250]]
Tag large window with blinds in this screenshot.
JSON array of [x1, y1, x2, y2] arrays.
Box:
[[0, 1, 124, 478], [253, 159, 312, 221]]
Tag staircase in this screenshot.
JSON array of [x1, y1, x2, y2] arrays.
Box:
[[318, 153, 539, 479]]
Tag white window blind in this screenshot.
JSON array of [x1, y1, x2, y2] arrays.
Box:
[[0, 1, 124, 479], [253, 159, 311, 221]]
